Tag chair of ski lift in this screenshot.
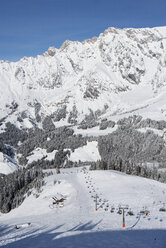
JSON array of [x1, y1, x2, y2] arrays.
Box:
[[140, 206, 148, 215], [127, 210, 134, 216], [117, 209, 122, 215], [159, 205, 166, 212], [144, 210, 150, 216], [140, 210, 145, 214], [110, 206, 115, 213]]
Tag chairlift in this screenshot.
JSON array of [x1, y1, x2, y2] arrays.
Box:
[[140, 210, 145, 214], [117, 209, 122, 215], [140, 210, 150, 216], [145, 210, 150, 216], [140, 206, 147, 215], [127, 210, 134, 216], [110, 206, 115, 213], [159, 207, 166, 212]]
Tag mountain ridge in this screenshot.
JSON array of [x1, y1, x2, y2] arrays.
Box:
[[1, 26, 166, 131], [1, 27, 166, 213]]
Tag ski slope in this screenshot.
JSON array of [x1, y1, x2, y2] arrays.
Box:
[[1, 167, 166, 248]]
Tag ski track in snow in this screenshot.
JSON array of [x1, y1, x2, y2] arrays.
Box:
[[1, 167, 166, 248]]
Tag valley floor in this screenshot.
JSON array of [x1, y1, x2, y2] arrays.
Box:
[[1, 167, 166, 248]]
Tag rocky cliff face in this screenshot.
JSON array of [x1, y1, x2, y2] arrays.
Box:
[[1, 26, 166, 173], [1, 26, 166, 129]]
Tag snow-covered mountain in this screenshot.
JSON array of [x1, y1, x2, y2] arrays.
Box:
[[1, 26, 166, 130], [0, 152, 18, 175], [1, 26, 166, 174], [1, 27, 166, 247]]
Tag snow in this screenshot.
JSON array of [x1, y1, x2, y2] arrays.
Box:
[[27, 148, 57, 163], [1, 26, 166, 246], [1, 167, 166, 247], [156, 26, 166, 37], [69, 141, 101, 162], [135, 161, 160, 168], [73, 125, 118, 137], [137, 127, 164, 137], [0, 152, 19, 175], [1, 26, 166, 129]]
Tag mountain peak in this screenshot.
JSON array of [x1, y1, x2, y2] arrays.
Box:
[[0, 26, 166, 130]]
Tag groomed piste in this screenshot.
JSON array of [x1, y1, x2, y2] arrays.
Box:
[[1, 166, 166, 248]]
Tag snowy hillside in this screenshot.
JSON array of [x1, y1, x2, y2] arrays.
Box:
[[0, 152, 18, 175], [1, 26, 166, 247], [1, 26, 166, 175], [1, 167, 166, 248], [1, 26, 166, 129]]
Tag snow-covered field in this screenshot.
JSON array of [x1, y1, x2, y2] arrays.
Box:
[[1, 167, 166, 248], [69, 141, 101, 162], [26, 148, 57, 164]]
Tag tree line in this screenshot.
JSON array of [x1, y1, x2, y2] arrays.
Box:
[[0, 166, 44, 213]]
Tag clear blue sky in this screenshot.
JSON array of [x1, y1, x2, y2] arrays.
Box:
[[0, 0, 166, 61]]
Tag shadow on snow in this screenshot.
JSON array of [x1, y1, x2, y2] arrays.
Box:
[[1, 222, 166, 248]]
